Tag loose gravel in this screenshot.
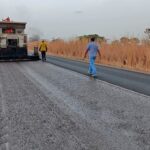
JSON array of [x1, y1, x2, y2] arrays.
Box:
[[0, 61, 149, 150]]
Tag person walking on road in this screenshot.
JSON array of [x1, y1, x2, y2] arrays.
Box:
[[39, 40, 48, 61], [83, 37, 101, 77]]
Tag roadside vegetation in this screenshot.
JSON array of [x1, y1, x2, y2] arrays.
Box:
[[28, 34, 150, 72]]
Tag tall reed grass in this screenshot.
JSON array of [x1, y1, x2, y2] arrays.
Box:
[[28, 38, 150, 72]]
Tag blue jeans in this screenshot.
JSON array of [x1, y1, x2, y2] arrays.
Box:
[[89, 56, 96, 76]]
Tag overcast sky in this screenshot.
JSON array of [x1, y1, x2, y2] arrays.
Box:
[[0, 0, 150, 40]]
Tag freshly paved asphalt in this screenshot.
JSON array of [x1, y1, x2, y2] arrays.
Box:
[[46, 56, 150, 96]]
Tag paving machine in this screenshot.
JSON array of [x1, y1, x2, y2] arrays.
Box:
[[0, 17, 39, 61]]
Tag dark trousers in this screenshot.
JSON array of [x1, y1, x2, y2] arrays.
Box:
[[41, 51, 46, 61]]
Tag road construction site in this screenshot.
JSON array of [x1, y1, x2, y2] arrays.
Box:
[[0, 61, 150, 150]]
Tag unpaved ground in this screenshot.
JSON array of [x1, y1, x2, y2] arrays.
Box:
[[0, 61, 150, 150]]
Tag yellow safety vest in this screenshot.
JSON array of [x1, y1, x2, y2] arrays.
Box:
[[39, 42, 47, 52]]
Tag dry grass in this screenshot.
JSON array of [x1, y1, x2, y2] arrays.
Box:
[[28, 38, 150, 73]]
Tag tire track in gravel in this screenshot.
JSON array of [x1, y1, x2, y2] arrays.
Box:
[[19, 61, 150, 150], [0, 65, 10, 150], [0, 62, 110, 150]]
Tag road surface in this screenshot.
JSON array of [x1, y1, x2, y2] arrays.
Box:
[[0, 61, 150, 150], [46, 56, 150, 96]]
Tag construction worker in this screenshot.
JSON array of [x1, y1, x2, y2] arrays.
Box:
[[83, 37, 101, 78], [39, 40, 48, 61]]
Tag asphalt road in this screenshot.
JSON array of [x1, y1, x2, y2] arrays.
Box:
[[0, 61, 150, 150], [46, 56, 150, 96]]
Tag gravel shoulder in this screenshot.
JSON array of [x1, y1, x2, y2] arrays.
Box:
[[0, 61, 150, 150]]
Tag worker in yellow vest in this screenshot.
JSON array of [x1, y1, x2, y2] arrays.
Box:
[[39, 40, 48, 61]]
